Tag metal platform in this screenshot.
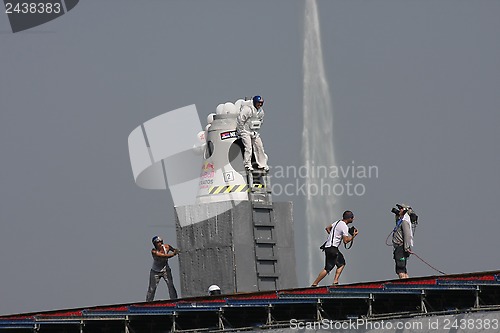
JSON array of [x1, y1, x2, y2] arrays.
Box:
[[1, 270, 500, 332]]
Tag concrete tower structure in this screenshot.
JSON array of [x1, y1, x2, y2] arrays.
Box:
[[128, 100, 297, 298]]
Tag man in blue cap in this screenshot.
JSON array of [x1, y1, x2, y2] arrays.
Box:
[[146, 236, 179, 301], [236, 95, 269, 172]]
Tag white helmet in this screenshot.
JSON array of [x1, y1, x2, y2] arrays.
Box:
[[208, 284, 221, 296]]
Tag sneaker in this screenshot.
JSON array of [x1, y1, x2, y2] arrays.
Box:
[[245, 165, 254, 171]]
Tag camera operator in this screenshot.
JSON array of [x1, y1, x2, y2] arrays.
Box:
[[311, 211, 358, 286], [392, 204, 414, 279]]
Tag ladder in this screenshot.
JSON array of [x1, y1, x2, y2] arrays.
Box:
[[247, 170, 279, 290], [247, 170, 272, 207]]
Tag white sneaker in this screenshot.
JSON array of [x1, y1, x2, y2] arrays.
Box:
[[245, 165, 254, 171]]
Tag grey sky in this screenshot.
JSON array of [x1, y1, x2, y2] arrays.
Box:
[[1, 0, 499, 315]]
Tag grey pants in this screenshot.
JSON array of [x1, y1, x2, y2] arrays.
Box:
[[240, 132, 268, 169], [146, 268, 178, 301]]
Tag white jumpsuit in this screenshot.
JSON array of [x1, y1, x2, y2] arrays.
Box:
[[236, 104, 268, 170]]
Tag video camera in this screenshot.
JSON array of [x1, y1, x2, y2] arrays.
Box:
[[391, 203, 418, 224], [391, 203, 408, 215]]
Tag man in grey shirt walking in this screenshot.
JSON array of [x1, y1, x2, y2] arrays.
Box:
[[146, 235, 179, 301]]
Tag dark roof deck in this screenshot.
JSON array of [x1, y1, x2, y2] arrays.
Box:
[[2, 270, 500, 332]]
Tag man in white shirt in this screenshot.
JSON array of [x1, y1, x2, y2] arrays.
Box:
[[311, 211, 358, 286]]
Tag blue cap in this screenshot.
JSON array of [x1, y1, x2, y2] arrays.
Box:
[[252, 95, 264, 104], [152, 236, 163, 244]]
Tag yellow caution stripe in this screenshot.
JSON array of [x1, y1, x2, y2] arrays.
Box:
[[208, 184, 264, 194]]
